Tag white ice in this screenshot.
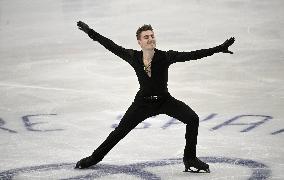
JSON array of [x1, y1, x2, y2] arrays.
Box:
[[0, 0, 283, 179]]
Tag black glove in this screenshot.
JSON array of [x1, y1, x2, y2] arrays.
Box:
[[219, 37, 235, 54], [77, 21, 90, 34]]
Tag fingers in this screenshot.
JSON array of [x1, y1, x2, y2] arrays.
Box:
[[222, 49, 234, 54], [227, 50, 234, 54], [222, 37, 235, 49], [223, 49, 234, 54], [77, 21, 84, 27], [228, 37, 235, 45], [77, 21, 88, 28], [77, 21, 84, 25], [77, 21, 90, 33], [227, 37, 235, 41]]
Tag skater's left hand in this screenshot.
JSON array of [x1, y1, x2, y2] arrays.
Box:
[[220, 37, 235, 54], [77, 21, 90, 34]]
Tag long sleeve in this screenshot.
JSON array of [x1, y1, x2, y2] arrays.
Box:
[[166, 45, 223, 65], [88, 29, 134, 64]]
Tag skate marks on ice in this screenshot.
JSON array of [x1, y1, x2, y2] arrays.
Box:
[[0, 113, 63, 133], [0, 157, 271, 180]]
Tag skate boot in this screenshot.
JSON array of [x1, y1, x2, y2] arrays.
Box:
[[183, 157, 210, 173], [75, 155, 102, 169]]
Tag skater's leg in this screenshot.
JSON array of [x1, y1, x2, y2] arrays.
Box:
[[159, 96, 209, 172], [76, 101, 151, 169], [160, 96, 199, 159], [92, 103, 148, 159]]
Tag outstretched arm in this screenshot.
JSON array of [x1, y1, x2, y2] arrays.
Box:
[[166, 37, 235, 65], [77, 21, 134, 63]]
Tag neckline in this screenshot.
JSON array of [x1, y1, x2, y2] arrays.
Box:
[[141, 49, 156, 78]]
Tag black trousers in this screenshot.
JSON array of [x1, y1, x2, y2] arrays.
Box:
[[91, 92, 199, 161]]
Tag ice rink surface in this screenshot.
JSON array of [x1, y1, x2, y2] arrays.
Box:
[[0, 0, 283, 179]]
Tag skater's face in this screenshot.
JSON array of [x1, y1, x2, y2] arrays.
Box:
[[138, 30, 156, 50]]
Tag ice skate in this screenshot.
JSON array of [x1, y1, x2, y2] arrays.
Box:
[[183, 157, 210, 173], [75, 156, 102, 169]]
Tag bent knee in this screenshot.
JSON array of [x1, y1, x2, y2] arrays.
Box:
[[184, 113, 199, 127], [192, 113, 199, 126]]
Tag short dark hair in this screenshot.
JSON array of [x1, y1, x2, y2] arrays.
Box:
[[136, 24, 153, 40]]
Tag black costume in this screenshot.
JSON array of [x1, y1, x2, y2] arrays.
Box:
[[76, 27, 230, 171]]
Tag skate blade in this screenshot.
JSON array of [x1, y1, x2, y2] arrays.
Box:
[[74, 164, 82, 169], [183, 167, 210, 173], [75, 161, 86, 169]]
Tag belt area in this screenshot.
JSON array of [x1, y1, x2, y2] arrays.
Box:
[[143, 95, 163, 100]]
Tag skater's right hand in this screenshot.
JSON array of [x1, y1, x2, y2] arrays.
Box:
[[77, 21, 90, 34], [219, 37, 235, 54]]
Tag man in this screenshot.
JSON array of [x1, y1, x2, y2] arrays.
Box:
[[75, 21, 235, 172]]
